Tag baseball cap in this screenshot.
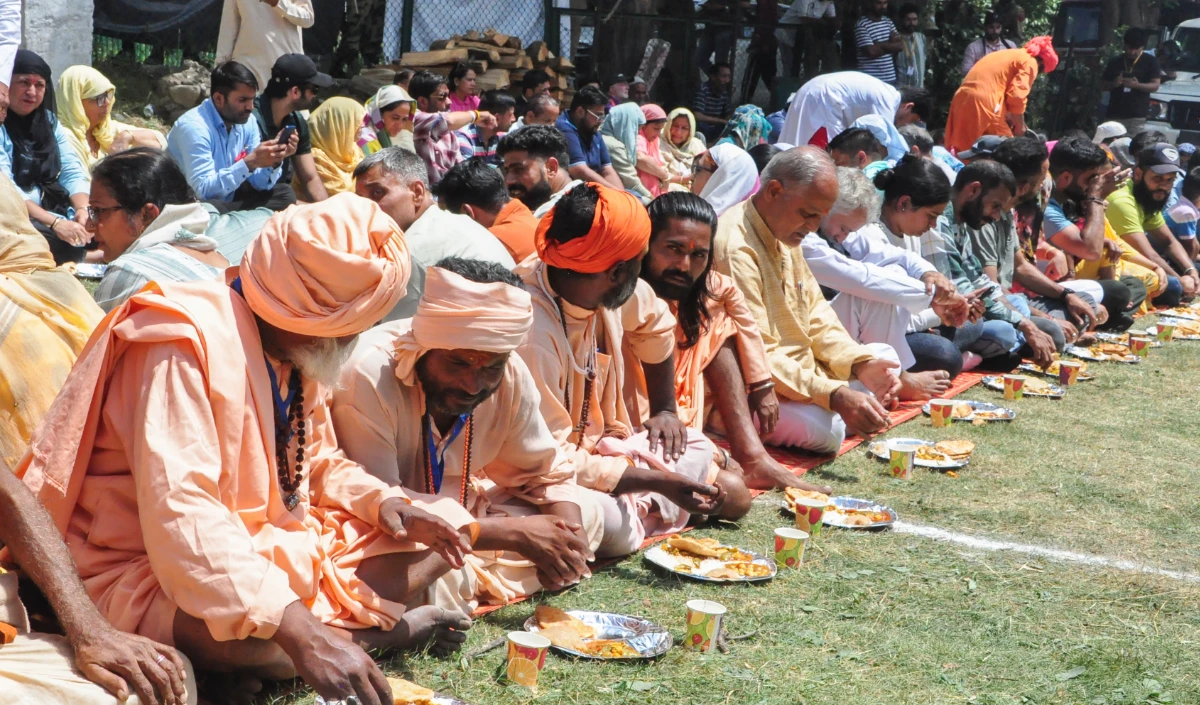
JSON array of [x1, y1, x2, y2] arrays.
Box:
[[630, 75, 647, 86], [269, 54, 334, 90], [1138, 143, 1185, 175], [1179, 142, 1197, 157], [607, 73, 632, 88], [958, 135, 1008, 160], [1092, 121, 1127, 144]]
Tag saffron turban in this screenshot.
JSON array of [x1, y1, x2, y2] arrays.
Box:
[[392, 265, 533, 382], [534, 183, 650, 274], [240, 192, 410, 337], [1025, 36, 1059, 74]]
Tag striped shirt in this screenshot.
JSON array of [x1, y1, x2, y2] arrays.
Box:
[[855, 16, 898, 85], [455, 123, 503, 166], [94, 243, 223, 312]]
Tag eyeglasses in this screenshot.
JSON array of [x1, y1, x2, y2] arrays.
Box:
[[692, 160, 716, 175], [586, 108, 607, 124], [91, 92, 111, 108], [87, 204, 124, 222]]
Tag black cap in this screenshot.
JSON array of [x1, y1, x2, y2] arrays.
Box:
[[607, 73, 632, 88], [1138, 143, 1184, 175], [958, 135, 1007, 160], [269, 54, 334, 90]]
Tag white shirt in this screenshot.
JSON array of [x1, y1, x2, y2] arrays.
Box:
[[802, 231, 932, 314], [216, 0, 314, 90], [778, 72, 900, 148], [0, 0, 20, 87], [405, 203, 517, 270], [776, 0, 836, 46]]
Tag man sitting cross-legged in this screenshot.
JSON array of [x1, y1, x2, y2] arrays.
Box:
[[626, 191, 832, 493], [515, 183, 751, 558], [713, 146, 903, 455], [332, 258, 604, 604], [19, 194, 479, 705]]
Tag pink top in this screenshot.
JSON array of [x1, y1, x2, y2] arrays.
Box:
[[636, 133, 666, 197], [449, 93, 481, 113]]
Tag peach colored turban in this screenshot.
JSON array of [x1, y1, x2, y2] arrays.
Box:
[[1025, 36, 1058, 73], [392, 265, 533, 382], [534, 183, 650, 274], [240, 192, 410, 337]]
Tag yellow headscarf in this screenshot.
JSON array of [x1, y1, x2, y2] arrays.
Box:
[[307, 97, 367, 196], [56, 65, 117, 169]]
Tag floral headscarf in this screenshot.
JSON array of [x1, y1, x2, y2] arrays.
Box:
[[717, 105, 772, 150]]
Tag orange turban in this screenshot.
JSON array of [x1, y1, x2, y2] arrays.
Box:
[[392, 265, 533, 382], [240, 192, 410, 337], [534, 183, 650, 274], [1025, 36, 1058, 73]]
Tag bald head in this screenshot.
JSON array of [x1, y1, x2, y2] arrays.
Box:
[[753, 146, 840, 247]]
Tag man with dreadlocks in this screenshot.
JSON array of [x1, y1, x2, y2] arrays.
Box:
[[626, 192, 833, 494]]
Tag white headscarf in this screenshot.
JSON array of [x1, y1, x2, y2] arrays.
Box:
[[699, 143, 759, 217]]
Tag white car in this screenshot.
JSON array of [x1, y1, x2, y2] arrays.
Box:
[[1149, 18, 1200, 143]]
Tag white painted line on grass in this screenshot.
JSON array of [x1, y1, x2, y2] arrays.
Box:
[[893, 521, 1200, 584]]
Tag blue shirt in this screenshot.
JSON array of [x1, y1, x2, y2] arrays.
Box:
[[767, 110, 786, 144], [556, 115, 611, 172], [1042, 198, 1074, 239], [167, 98, 279, 202], [0, 115, 90, 209]]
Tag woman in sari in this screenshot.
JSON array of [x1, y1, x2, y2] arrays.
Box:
[[56, 65, 165, 171], [356, 84, 416, 155], [307, 97, 367, 196], [661, 107, 706, 183]]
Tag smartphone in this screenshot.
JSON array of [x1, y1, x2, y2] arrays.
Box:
[[277, 124, 297, 144]]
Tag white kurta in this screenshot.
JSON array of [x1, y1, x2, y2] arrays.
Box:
[[216, 0, 315, 91]]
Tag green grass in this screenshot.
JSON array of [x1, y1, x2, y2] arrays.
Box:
[[267, 317, 1200, 705]]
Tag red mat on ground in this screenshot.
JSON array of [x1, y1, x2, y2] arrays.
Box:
[[470, 372, 984, 617]]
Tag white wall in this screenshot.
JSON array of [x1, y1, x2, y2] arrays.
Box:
[[22, 0, 93, 78]]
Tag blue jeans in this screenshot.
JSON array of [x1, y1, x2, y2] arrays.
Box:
[[1152, 276, 1184, 308], [1008, 293, 1066, 353]]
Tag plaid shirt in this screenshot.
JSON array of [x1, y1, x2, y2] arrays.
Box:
[[413, 111, 464, 186], [925, 208, 1025, 326], [455, 123, 503, 166]]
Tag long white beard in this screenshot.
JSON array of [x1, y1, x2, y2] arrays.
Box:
[[285, 336, 357, 388]]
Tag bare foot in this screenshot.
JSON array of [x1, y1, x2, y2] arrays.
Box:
[[196, 672, 263, 705], [381, 605, 472, 656], [898, 370, 952, 402], [739, 452, 834, 494]]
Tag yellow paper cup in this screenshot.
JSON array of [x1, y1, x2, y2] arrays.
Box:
[[1129, 336, 1151, 358], [929, 399, 955, 427], [792, 496, 826, 537], [773, 527, 809, 569], [1057, 360, 1083, 386], [1156, 322, 1175, 342], [1002, 374, 1026, 400], [887, 440, 919, 480], [684, 599, 726, 652], [505, 631, 550, 688]]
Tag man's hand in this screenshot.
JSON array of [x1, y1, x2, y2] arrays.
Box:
[[377, 498, 471, 569], [1019, 319, 1056, 368], [1063, 292, 1096, 329], [73, 627, 188, 705], [932, 293, 971, 327], [1092, 167, 1131, 199], [851, 358, 901, 407], [921, 270, 959, 304], [280, 130, 300, 159], [658, 472, 725, 515], [1181, 273, 1199, 298], [516, 515, 592, 590], [747, 385, 780, 437], [275, 603, 392, 705], [245, 139, 289, 170], [51, 218, 92, 247], [1101, 237, 1124, 263], [829, 386, 890, 438], [1056, 317, 1080, 345], [644, 410, 687, 461]]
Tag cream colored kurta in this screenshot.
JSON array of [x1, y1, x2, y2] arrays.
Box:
[[216, 0, 314, 91], [331, 320, 606, 604], [515, 261, 677, 493], [713, 199, 876, 411]]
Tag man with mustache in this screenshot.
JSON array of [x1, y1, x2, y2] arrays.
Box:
[[332, 257, 603, 604], [19, 195, 477, 705], [1106, 143, 1197, 306], [516, 183, 751, 558], [496, 126, 578, 217], [631, 192, 832, 494]]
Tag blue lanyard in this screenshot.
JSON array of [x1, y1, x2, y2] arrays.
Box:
[[426, 414, 468, 493]]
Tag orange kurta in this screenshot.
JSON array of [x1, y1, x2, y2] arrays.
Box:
[[944, 48, 1039, 154], [623, 271, 772, 429], [488, 199, 539, 263], [18, 280, 475, 646]]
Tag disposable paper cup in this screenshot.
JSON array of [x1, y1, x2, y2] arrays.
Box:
[[1156, 322, 1175, 343], [684, 599, 726, 652], [886, 440, 919, 480], [505, 631, 550, 687], [1002, 374, 1027, 400], [773, 528, 809, 569], [1129, 336, 1151, 358], [929, 399, 956, 427], [1057, 360, 1083, 386], [792, 496, 826, 537]]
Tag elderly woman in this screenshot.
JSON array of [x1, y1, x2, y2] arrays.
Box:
[[692, 142, 758, 216], [308, 97, 367, 195], [0, 50, 91, 264], [57, 65, 165, 170], [635, 104, 685, 197], [87, 148, 271, 311], [357, 84, 415, 155], [600, 102, 653, 200]]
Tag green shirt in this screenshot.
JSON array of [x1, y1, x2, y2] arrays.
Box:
[[1106, 180, 1166, 238]]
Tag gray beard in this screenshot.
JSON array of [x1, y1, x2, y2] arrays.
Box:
[[285, 336, 357, 388]]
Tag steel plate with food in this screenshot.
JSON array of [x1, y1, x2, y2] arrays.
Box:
[[644, 536, 776, 583], [1159, 306, 1200, 321], [523, 606, 672, 660], [867, 437, 973, 469], [920, 399, 1016, 422], [1017, 360, 1096, 381], [981, 375, 1065, 398], [1065, 344, 1140, 363], [780, 492, 897, 529], [1155, 318, 1200, 340], [1096, 332, 1163, 348]]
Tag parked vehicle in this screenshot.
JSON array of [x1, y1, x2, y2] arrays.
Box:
[[1149, 19, 1200, 142]]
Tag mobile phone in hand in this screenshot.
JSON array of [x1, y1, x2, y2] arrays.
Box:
[[277, 124, 297, 144]]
